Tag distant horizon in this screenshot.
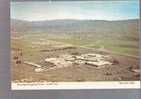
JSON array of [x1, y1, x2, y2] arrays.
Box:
[[11, 1, 139, 21], [11, 18, 139, 22]]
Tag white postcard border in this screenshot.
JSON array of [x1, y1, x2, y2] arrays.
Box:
[[12, 81, 140, 90]]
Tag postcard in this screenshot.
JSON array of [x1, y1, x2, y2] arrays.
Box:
[[11, 0, 140, 90]]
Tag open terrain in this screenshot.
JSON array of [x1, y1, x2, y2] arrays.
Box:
[[11, 19, 140, 82]]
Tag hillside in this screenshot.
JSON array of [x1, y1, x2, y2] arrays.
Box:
[[11, 19, 138, 33], [11, 19, 139, 56], [11, 19, 139, 39]]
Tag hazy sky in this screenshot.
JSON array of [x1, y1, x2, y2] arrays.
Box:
[[11, 1, 139, 21]]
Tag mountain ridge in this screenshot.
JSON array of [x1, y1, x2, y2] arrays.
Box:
[[11, 19, 139, 35]]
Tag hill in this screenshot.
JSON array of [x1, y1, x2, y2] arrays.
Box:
[[11, 19, 139, 39], [11, 19, 139, 56]]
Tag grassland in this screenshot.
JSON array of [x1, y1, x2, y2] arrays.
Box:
[[11, 19, 140, 82], [11, 19, 139, 56]]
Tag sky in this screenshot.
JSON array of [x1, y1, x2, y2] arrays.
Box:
[[11, 1, 139, 21]]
